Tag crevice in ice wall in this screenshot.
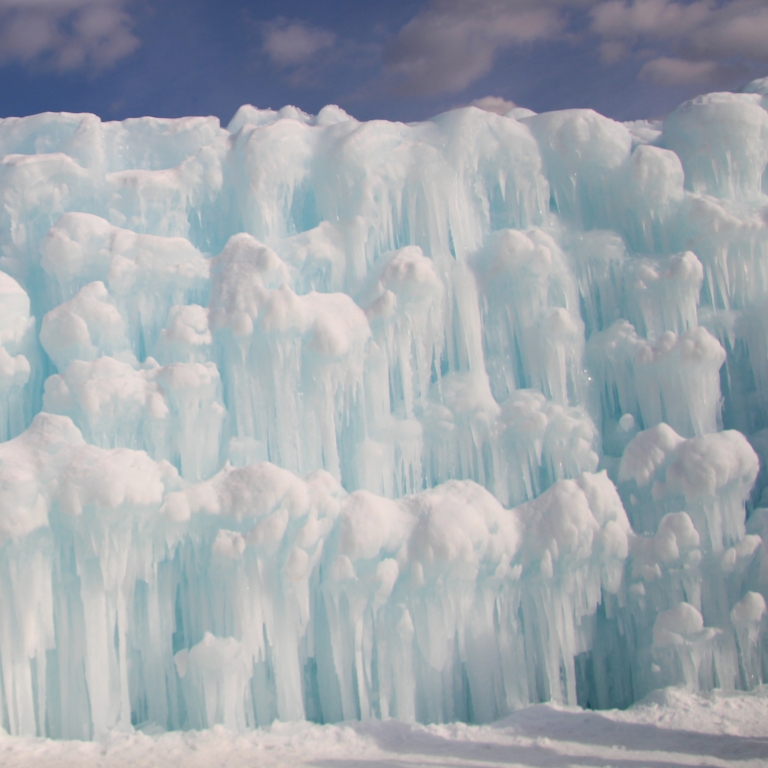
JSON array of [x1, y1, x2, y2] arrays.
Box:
[[0, 81, 767, 737]]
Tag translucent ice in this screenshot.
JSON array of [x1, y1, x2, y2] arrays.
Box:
[[0, 272, 35, 440], [0, 79, 766, 737]]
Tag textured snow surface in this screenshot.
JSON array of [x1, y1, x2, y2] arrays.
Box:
[[0, 686, 767, 767], [0, 83, 767, 739]]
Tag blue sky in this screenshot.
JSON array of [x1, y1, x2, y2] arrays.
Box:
[[0, 0, 766, 125]]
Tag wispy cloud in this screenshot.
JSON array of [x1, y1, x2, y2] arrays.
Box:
[[590, 0, 712, 41], [639, 56, 721, 85], [262, 18, 335, 69], [382, 0, 768, 99], [0, 0, 139, 72], [382, 0, 578, 97], [591, 0, 768, 86]]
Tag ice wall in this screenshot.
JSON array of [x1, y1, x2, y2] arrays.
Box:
[[0, 82, 767, 737]]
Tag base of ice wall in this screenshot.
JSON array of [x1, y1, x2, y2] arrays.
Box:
[[0, 413, 763, 738]]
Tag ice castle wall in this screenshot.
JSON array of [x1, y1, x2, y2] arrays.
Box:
[[0, 84, 766, 737]]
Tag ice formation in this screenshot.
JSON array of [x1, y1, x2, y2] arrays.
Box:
[[0, 83, 767, 738]]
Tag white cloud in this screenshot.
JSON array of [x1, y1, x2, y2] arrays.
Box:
[[382, 0, 580, 97], [598, 39, 630, 63], [591, 0, 713, 40], [0, 0, 139, 71], [591, 0, 768, 83], [639, 56, 721, 85], [686, 3, 768, 61], [382, 0, 768, 99], [262, 19, 335, 68]]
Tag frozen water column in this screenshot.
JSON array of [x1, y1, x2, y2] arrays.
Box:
[[209, 233, 371, 481], [586, 321, 726, 437], [613, 425, 761, 699], [661, 93, 768, 312], [312, 471, 631, 724], [358, 246, 444, 497], [38, 213, 212, 358], [473, 228, 584, 405], [42, 356, 226, 482], [663, 92, 768, 202], [619, 425, 759, 553], [164, 462, 348, 728], [524, 108, 632, 230], [0, 272, 35, 440]]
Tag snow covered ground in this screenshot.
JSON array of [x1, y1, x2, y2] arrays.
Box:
[[1, 686, 766, 767]]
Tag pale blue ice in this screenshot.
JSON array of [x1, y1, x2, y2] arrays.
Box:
[[0, 83, 767, 738]]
